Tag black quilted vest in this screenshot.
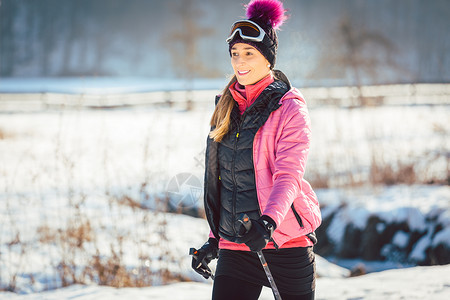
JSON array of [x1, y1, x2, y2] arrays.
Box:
[[216, 80, 289, 243]]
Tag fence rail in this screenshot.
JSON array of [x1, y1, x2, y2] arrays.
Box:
[[0, 83, 449, 111]]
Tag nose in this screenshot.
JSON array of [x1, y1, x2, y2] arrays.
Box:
[[234, 56, 246, 67]]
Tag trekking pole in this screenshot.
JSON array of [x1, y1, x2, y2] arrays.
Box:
[[239, 214, 282, 300]]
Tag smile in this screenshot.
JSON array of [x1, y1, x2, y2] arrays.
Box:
[[238, 70, 250, 76]]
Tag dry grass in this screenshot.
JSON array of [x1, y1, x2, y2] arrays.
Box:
[[370, 155, 417, 185], [65, 221, 94, 248], [116, 195, 145, 210], [306, 173, 331, 189], [30, 207, 180, 291], [84, 248, 145, 288], [37, 225, 56, 244], [306, 149, 447, 189], [37, 220, 94, 248], [0, 128, 8, 139]]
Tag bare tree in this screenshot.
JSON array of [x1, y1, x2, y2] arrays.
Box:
[[163, 0, 219, 108], [311, 16, 402, 106], [0, 0, 18, 75], [165, 0, 218, 78]]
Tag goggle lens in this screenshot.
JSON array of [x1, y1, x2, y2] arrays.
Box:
[[229, 22, 261, 38], [226, 20, 266, 43]]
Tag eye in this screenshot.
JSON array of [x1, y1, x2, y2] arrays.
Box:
[[231, 52, 239, 57], [246, 51, 253, 56]]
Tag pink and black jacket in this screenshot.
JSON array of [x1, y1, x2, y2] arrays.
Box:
[[204, 70, 321, 251]]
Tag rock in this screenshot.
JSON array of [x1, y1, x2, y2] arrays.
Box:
[[429, 244, 450, 265], [429, 227, 450, 265], [360, 216, 385, 260], [350, 263, 367, 277], [338, 223, 362, 258]]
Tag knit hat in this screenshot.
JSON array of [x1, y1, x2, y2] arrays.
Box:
[[228, 0, 288, 69]]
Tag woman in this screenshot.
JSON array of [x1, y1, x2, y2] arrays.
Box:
[[191, 0, 321, 299]]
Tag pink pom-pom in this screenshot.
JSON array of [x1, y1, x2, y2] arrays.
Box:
[[245, 0, 288, 29]]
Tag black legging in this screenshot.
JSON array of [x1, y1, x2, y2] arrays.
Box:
[[212, 275, 315, 300]]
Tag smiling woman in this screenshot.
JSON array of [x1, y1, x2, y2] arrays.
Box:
[[230, 43, 271, 86], [190, 1, 322, 300]]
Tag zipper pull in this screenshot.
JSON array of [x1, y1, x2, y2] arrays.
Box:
[[271, 238, 279, 250], [236, 132, 239, 138]]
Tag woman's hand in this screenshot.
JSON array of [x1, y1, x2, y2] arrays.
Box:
[[242, 215, 276, 252], [191, 238, 219, 279]]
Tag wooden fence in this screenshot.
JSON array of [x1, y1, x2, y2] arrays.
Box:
[[0, 83, 448, 111]]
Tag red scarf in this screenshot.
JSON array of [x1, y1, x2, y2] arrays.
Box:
[[229, 74, 274, 115]]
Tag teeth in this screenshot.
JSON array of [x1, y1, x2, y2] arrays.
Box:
[[238, 70, 250, 75]]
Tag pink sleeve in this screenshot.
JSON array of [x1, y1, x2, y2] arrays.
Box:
[[262, 99, 311, 227]]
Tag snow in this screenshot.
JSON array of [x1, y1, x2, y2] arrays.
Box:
[[315, 255, 350, 278], [392, 231, 409, 249], [325, 209, 346, 247], [316, 264, 450, 300], [0, 95, 449, 298], [409, 229, 434, 262], [438, 209, 450, 227], [1, 265, 449, 299], [433, 228, 450, 248]]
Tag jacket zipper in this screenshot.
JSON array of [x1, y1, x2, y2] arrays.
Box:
[[246, 109, 279, 250], [235, 111, 280, 250], [266, 202, 304, 251], [231, 115, 244, 236], [291, 204, 304, 228]]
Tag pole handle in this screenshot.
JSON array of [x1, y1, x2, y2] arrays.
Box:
[[238, 213, 252, 236]]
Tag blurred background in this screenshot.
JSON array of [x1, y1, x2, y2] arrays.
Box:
[[1, 0, 449, 87], [0, 0, 449, 298]]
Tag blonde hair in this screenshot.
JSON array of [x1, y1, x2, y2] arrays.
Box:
[[210, 71, 279, 142], [209, 75, 237, 142]]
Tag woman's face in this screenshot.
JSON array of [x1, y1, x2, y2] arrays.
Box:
[[230, 43, 271, 86]]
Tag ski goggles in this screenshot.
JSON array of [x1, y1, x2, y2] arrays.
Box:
[[226, 20, 266, 43]]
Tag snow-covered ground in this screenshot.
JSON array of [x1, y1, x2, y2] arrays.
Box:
[[0, 104, 447, 196], [0, 98, 449, 298], [1, 265, 449, 299]]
